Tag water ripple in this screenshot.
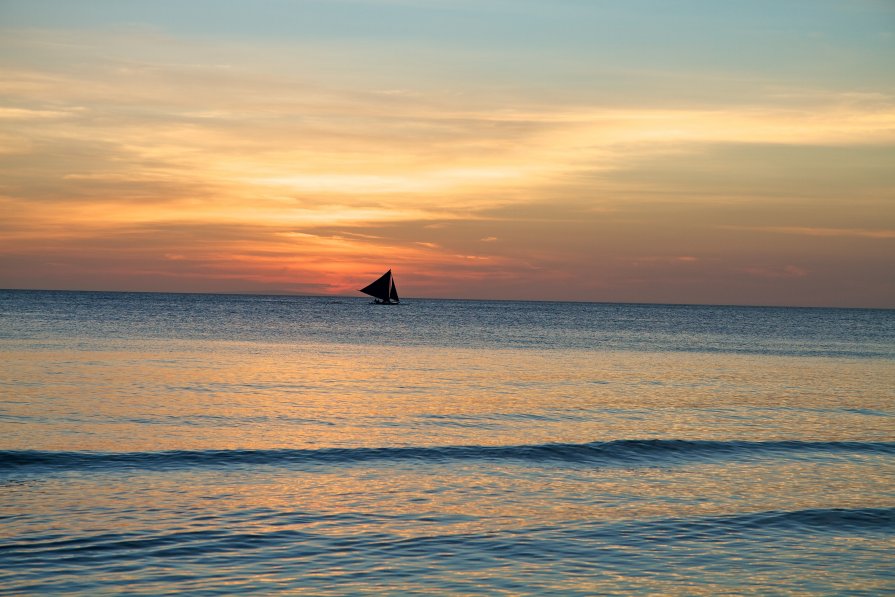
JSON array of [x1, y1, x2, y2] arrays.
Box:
[[2, 507, 891, 592], [2, 439, 892, 474]]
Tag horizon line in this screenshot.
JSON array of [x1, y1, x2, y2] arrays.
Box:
[[2, 287, 892, 312]]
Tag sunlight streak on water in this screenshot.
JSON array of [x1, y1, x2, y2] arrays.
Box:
[[2, 339, 892, 452], [1, 291, 893, 594]]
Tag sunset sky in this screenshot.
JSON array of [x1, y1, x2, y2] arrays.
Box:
[[1, 0, 893, 307]]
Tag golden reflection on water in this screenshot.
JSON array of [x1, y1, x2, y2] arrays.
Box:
[[3, 318, 894, 594], [10, 454, 891, 542], [5, 454, 893, 595], [2, 337, 893, 452]]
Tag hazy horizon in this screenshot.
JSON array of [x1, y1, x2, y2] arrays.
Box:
[[5, 286, 895, 311]]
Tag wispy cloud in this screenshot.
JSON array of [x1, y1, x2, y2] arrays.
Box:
[[723, 226, 895, 239], [1, 12, 893, 305], [742, 265, 809, 279]]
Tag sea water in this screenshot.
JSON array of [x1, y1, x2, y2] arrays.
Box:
[[1, 290, 893, 595]]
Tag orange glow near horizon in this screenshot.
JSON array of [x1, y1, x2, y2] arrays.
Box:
[[1, 5, 894, 306]]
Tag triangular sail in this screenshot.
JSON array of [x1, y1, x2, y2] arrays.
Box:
[[359, 269, 397, 302], [389, 278, 400, 303]]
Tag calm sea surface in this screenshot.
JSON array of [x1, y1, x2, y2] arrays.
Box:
[[1, 290, 893, 595]]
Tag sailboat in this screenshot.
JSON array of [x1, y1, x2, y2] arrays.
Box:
[[359, 269, 400, 305]]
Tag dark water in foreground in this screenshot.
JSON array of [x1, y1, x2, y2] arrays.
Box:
[[1, 290, 893, 595]]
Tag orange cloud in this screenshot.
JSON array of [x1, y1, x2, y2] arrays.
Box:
[[742, 265, 809, 279], [1, 27, 893, 306], [725, 226, 895, 239]]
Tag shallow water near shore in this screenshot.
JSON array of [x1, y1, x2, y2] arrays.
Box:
[[1, 290, 893, 594]]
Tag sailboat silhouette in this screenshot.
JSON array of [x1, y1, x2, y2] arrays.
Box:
[[359, 269, 400, 305]]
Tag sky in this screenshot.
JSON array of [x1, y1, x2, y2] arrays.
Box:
[[1, 0, 893, 307]]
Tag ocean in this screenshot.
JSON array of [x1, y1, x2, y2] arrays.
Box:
[[1, 290, 893, 595]]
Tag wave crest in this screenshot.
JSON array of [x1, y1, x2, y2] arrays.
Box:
[[2, 439, 893, 473]]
